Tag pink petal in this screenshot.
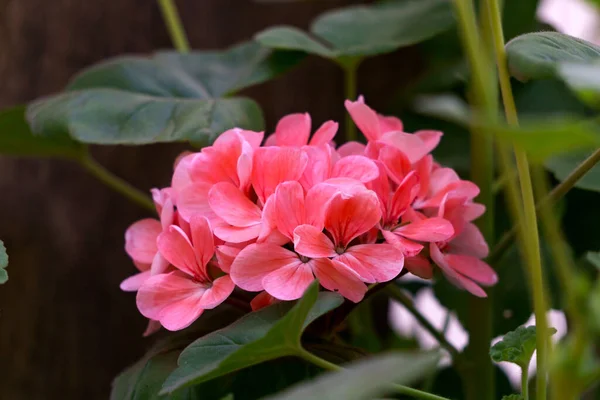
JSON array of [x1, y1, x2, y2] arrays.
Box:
[[252, 147, 309, 204], [159, 198, 175, 230], [120, 270, 151, 292], [405, 256, 434, 279], [274, 181, 306, 240], [378, 145, 411, 185], [445, 254, 498, 286], [367, 161, 391, 219], [143, 319, 162, 337], [177, 182, 216, 222], [388, 171, 418, 222], [275, 113, 311, 147], [462, 202, 486, 221], [234, 128, 264, 149], [198, 275, 235, 309], [429, 243, 487, 297], [136, 272, 207, 331], [310, 120, 338, 146], [332, 155, 379, 183], [157, 225, 202, 279], [215, 245, 241, 273], [213, 221, 262, 243], [150, 252, 170, 275], [230, 243, 301, 291], [344, 96, 381, 141], [125, 219, 161, 264], [325, 191, 381, 247], [382, 230, 424, 258], [250, 291, 278, 311], [379, 131, 431, 164], [209, 182, 262, 227], [171, 153, 196, 195], [378, 115, 404, 133], [264, 134, 277, 146], [305, 178, 369, 228], [430, 167, 460, 195], [237, 140, 254, 190], [450, 222, 489, 258], [337, 141, 367, 157], [299, 145, 332, 189], [313, 258, 367, 302], [415, 155, 433, 200], [293, 224, 336, 258], [262, 261, 314, 301], [395, 217, 455, 242], [415, 130, 442, 153], [257, 194, 277, 243], [342, 243, 404, 283], [190, 215, 215, 271]]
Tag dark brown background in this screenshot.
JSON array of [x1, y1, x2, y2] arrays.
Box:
[[0, 0, 421, 398]]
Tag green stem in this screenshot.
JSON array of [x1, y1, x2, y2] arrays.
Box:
[[490, 147, 600, 264], [79, 153, 155, 212], [157, 0, 190, 52], [521, 366, 529, 400], [486, 1, 549, 398], [385, 285, 460, 360], [296, 348, 451, 400], [343, 61, 358, 142], [453, 1, 496, 399]]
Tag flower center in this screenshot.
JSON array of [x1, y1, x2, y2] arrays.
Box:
[[335, 246, 345, 255], [299, 255, 310, 263]]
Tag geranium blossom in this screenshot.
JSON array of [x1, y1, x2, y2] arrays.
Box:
[[121, 97, 497, 332]]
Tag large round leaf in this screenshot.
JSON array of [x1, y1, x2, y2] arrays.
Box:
[[256, 0, 455, 61]]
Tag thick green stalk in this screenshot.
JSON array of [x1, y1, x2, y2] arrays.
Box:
[[485, 1, 549, 398], [453, 1, 496, 399], [296, 348, 451, 400], [343, 61, 358, 142], [521, 366, 530, 400], [79, 153, 155, 212], [157, 0, 190, 52]]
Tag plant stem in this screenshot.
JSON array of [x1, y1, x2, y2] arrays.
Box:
[[80, 153, 155, 212], [453, 1, 496, 399], [343, 61, 358, 142], [385, 285, 460, 360], [490, 147, 600, 263], [296, 348, 451, 400], [521, 366, 529, 400], [486, 1, 549, 398], [157, 0, 190, 52]]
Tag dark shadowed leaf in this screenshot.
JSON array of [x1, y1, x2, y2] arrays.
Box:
[[0, 105, 84, 158], [0, 240, 7, 284], [256, 0, 454, 60], [264, 352, 440, 400], [161, 282, 343, 393], [490, 326, 557, 368], [506, 32, 600, 81], [503, 0, 540, 40]]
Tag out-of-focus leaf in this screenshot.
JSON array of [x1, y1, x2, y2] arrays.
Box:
[[558, 62, 600, 108], [506, 32, 600, 81], [161, 282, 343, 393], [585, 251, 600, 269], [0, 240, 7, 284], [27, 90, 263, 147], [490, 326, 557, 368], [0, 105, 84, 158], [256, 0, 454, 61], [501, 395, 524, 400], [503, 0, 540, 40], [264, 352, 440, 400]]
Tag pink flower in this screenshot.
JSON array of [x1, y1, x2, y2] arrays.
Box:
[[136, 216, 234, 331], [264, 113, 338, 147]]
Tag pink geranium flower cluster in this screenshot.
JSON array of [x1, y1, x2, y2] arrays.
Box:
[[121, 97, 498, 332]]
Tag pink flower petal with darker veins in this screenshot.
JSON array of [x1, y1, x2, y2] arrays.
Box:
[[198, 275, 235, 309], [379, 145, 412, 185], [450, 222, 489, 258], [120, 270, 151, 292], [212, 221, 262, 243], [262, 261, 314, 301], [313, 258, 367, 302], [293, 224, 337, 258], [299, 145, 332, 189], [252, 147, 308, 204], [215, 245, 241, 273], [125, 219, 161, 264], [429, 243, 487, 298], [209, 182, 262, 227], [157, 225, 199, 279], [378, 115, 404, 133], [405, 255, 434, 279], [230, 243, 302, 291], [310, 120, 338, 146], [340, 243, 404, 283], [337, 141, 367, 157], [345, 96, 381, 141], [388, 171, 418, 222], [171, 153, 196, 195], [274, 181, 306, 240], [378, 131, 432, 164], [415, 130, 443, 154], [332, 155, 379, 183], [382, 230, 424, 257], [189, 215, 215, 272], [325, 191, 381, 247], [136, 272, 207, 331], [177, 182, 216, 222], [445, 254, 497, 286], [150, 252, 170, 275], [275, 113, 312, 147], [395, 217, 454, 242], [257, 194, 277, 243]]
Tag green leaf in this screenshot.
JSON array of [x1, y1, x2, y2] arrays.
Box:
[[256, 0, 454, 61], [0, 105, 84, 158], [264, 352, 440, 400], [501, 395, 524, 400], [161, 282, 343, 394], [585, 251, 600, 270], [26, 41, 306, 146], [27, 90, 263, 147], [506, 32, 600, 81], [546, 149, 600, 193], [490, 326, 557, 368], [557, 62, 600, 108], [0, 240, 7, 284]]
